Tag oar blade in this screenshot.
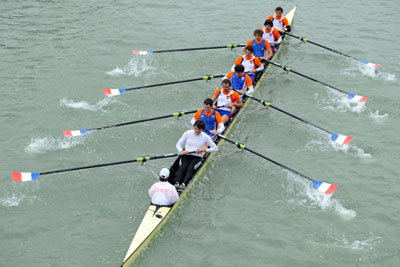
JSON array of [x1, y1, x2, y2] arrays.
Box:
[[12, 171, 40, 182], [313, 180, 338, 194], [63, 130, 89, 136], [132, 50, 153, 55], [103, 88, 126, 96], [330, 133, 353, 145], [348, 93, 368, 103], [362, 61, 381, 68]]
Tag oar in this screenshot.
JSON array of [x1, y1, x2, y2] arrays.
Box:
[[241, 93, 353, 145], [104, 74, 224, 96], [217, 134, 338, 194], [12, 153, 182, 182], [285, 32, 381, 68], [63, 110, 197, 136], [132, 44, 245, 55], [266, 60, 368, 103]]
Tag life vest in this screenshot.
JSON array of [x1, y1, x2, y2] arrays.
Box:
[[272, 15, 284, 31], [216, 89, 235, 111], [252, 39, 266, 58], [199, 109, 217, 133]]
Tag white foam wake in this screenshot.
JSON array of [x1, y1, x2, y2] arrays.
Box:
[[59, 97, 114, 112], [106, 57, 156, 77], [25, 136, 85, 154], [0, 193, 24, 208]]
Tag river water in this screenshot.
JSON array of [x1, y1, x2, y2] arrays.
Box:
[[1, 0, 399, 266]]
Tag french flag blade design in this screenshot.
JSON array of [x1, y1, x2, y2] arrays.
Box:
[[362, 61, 381, 68], [63, 130, 89, 136], [348, 93, 368, 103], [331, 133, 353, 145], [12, 171, 40, 182], [313, 180, 338, 194], [132, 50, 153, 55], [103, 88, 126, 96]]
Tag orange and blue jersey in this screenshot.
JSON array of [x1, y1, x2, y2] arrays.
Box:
[[246, 39, 271, 59], [193, 108, 222, 136], [226, 71, 253, 91], [213, 88, 241, 116]]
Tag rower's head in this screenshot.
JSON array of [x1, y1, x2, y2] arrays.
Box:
[[194, 120, 206, 135], [244, 46, 253, 57], [203, 98, 213, 112], [221, 79, 231, 92], [234, 64, 245, 75], [275, 7, 283, 17], [159, 168, 170, 181], [264, 19, 273, 31], [253, 29, 263, 41]]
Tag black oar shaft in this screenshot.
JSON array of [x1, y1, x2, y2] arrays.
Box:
[[246, 94, 331, 135], [126, 75, 225, 91], [151, 44, 245, 53], [40, 153, 180, 176], [88, 110, 197, 132], [218, 134, 313, 182], [286, 32, 361, 62], [266, 60, 348, 95]]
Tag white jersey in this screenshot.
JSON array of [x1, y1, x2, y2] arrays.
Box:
[[148, 181, 179, 206], [216, 89, 235, 111], [176, 129, 218, 157], [272, 14, 284, 31]]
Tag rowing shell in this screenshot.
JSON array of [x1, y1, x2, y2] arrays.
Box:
[[121, 6, 297, 266]]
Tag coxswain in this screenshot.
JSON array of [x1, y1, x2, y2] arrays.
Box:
[[174, 120, 218, 189], [231, 46, 264, 81], [191, 98, 225, 140], [261, 19, 282, 53], [148, 168, 179, 206], [211, 79, 243, 124], [246, 29, 273, 62], [225, 64, 254, 96], [267, 7, 291, 33]]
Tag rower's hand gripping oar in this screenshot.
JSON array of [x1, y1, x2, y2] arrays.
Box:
[[12, 153, 183, 182], [132, 44, 245, 55], [266, 60, 368, 103], [241, 93, 353, 145], [285, 32, 381, 68], [217, 134, 338, 194], [63, 110, 197, 136], [104, 74, 224, 96]]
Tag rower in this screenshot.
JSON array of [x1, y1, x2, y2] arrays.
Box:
[[191, 98, 225, 140], [261, 19, 282, 53], [174, 120, 218, 190], [225, 64, 254, 96], [148, 168, 179, 206], [246, 29, 273, 62], [267, 6, 291, 33], [211, 79, 243, 124], [231, 46, 264, 81]]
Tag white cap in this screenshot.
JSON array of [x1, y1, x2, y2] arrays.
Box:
[[159, 168, 170, 179]]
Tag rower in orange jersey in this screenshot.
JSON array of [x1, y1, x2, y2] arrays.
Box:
[[267, 6, 291, 33], [225, 64, 254, 96], [211, 79, 243, 124], [191, 98, 225, 140], [261, 19, 282, 53], [231, 46, 264, 81], [246, 29, 273, 62]]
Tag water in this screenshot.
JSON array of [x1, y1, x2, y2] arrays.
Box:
[[1, 0, 400, 266]]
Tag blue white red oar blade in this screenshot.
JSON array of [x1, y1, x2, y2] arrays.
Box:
[[313, 180, 338, 194], [103, 88, 126, 96], [132, 50, 154, 55], [330, 133, 353, 145], [12, 171, 40, 182], [63, 130, 89, 136], [348, 93, 368, 103], [362, 61, 381, 68]]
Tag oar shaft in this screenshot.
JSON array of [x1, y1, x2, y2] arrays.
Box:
[[126, 75, 225, 91], [149, 44, 245, 53], [266, 60, 348, 95], [40, 153, 180, 176], [218, 134, 313, 182]]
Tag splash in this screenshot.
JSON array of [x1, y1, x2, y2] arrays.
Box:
[[329, 232, 381, 251], [25, 136, 85, 154], [59, 97, 114, 112], [0, 193, 24, 208], [106, 57, 156, 77], [286, 172, 356, 220], [321, 90, 367, 114], [369, 110, 388, 120], [342, 60, 396, 81]]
